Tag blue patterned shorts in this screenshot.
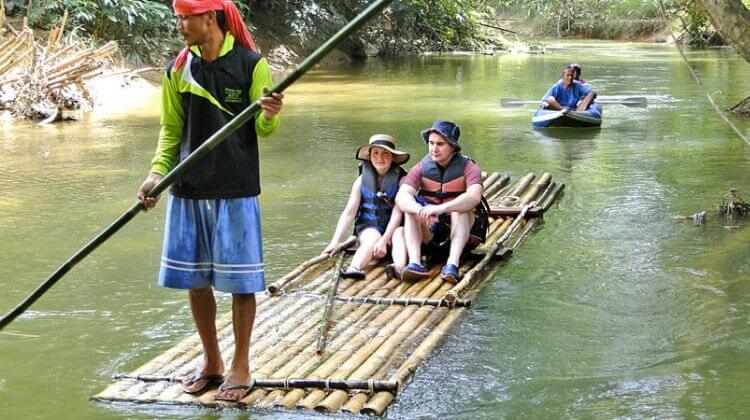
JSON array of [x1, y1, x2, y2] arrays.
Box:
[[158, 195, 265, 294]]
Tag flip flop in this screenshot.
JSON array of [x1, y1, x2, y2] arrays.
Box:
[[181, 373, 224, 395], [339, 266, 366, 280], [214, 382, 254, 402]]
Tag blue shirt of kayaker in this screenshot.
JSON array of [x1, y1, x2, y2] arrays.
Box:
[[542, 80, 594, 108]]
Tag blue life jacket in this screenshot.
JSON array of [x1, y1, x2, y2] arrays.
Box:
[[354, 161, 405, 234]]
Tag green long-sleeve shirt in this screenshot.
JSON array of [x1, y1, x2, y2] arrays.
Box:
[[150, 33, 280, 177]]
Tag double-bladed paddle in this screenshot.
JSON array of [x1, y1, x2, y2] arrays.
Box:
[[0, 0, 396, 332], [500, 96, 648, 108]]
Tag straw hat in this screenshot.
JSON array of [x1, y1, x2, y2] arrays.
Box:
[[356, 134, 410, 165]]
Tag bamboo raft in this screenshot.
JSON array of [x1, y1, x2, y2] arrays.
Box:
[[93, 171, 563, 415]]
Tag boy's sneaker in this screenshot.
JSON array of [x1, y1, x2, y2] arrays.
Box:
[[401, 263, 430, 282], [440, 264, 459, 284]]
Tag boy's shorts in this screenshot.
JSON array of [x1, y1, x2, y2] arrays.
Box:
[[416, 196, 481, 251], [158, 195, 265, 294]]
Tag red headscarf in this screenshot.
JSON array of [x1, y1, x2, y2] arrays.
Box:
[[172, 0, 257, 70]]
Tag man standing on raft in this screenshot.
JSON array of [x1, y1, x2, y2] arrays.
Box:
[[396, 120, 485, 283], [137, 0, 284, 402]]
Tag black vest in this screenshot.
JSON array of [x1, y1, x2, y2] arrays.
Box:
[[167, 45, 262, 199], [417, 154, 470, 203]]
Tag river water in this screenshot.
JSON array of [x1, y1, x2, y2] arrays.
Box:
[[1, 41, 749, 418]]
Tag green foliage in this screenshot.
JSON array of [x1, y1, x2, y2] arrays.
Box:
[[504, 0, 667, 39], [249, 0, 492, 56], [21, 0, 179, 65]]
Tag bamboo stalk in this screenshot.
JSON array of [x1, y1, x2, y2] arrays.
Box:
[[498, 172, 535, 206], [54, 10, 68, 47], [267, 236, 355, 295], [481, 171, 501, 189], [443, 173, 550, 302], [242, 271, 403, 406], [482, 174, 511, 199], [268, 278, 434, 409], [316, 252, 347, 354], [360, 305, 467, 416], [304, 277, 456, 411], [519, 172, 550, 204], [294, 292, 471, 308], [111, 374, 397, 392], [315, 282, 456, 412]]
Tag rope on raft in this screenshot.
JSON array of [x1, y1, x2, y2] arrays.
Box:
[[657, 0, 749, 146]]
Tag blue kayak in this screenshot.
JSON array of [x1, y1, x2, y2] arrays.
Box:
[[532, 102, 603, 128]]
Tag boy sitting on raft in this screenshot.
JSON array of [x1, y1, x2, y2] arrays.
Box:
[[395, 120, 486, 283], [323, 134, 410, 279]]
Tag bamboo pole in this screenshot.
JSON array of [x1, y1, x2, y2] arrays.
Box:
[[339, 305, 450, 413], [257, 276, 423, 408], [482, 174, 511, 199], [360, 306, 466, 416], [110, 374, 397, 392], [297, 276, 455, 411], [443, 173, 549, 302], [267, 236, 355, 295], [238, 269, 403, 406], [316, 252, 346, 354], [498, 172, 535, 206], [267, 277, 435, 409], [482, 171, 501, 189], [315, 281, 457, 412]]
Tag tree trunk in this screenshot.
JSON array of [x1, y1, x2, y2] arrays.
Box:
[[695, 0, 750, 62]]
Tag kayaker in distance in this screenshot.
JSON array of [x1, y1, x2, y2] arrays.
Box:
[[323, 134, 410, 280], [570, 62, 586, 84], [541, 64, 596, 112]]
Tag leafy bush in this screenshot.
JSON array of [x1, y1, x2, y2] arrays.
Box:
[[20, 0, 179, 66], [249, 0, 492, 56]]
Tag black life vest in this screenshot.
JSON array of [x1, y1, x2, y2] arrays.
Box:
[[418, 154, 470, 204], [354, 161, 405, 234]]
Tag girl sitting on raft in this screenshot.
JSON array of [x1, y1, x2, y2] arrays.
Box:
[[323, 134, 409, 279]]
